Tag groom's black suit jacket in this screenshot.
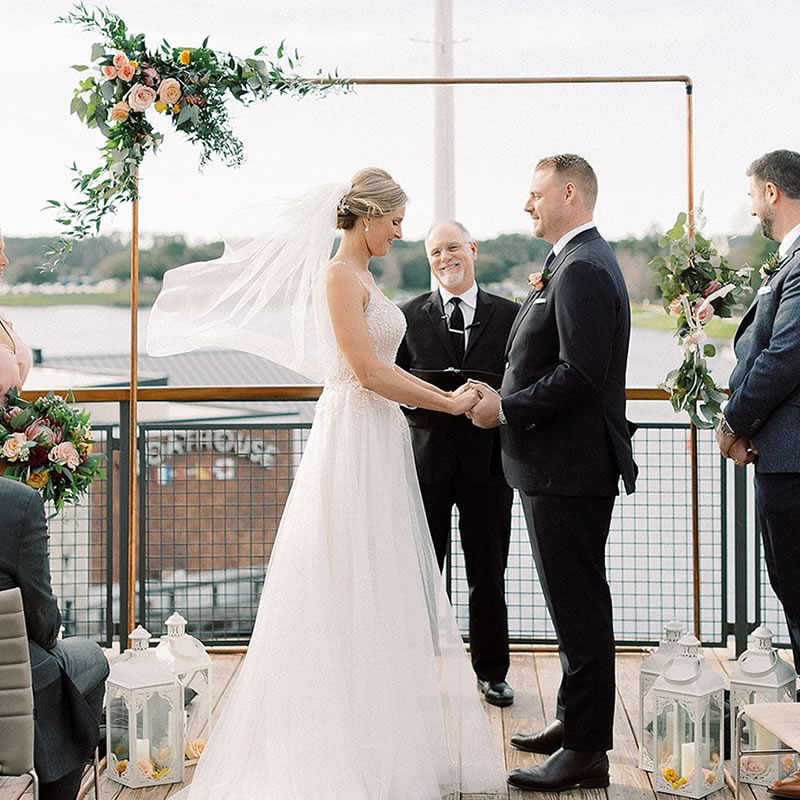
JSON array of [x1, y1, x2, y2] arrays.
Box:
[[396, 286, 519, 485], [500, 227, 637, 497]]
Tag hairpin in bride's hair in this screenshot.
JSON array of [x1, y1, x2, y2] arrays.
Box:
[[337, 195, 351, 215]]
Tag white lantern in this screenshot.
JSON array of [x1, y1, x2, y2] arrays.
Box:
[[652, 635, 725, 798], [640, 619, 687, 771], [156, 612, 213, 764], [106, 626, 184, 788], [730, 626, 798, 786]]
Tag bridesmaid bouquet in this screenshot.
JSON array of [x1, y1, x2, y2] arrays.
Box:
[[0, 390, 105, 513], [650, 211, 752, 428]]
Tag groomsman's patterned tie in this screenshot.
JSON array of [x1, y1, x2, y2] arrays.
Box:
[[448, 297, 465, 365]]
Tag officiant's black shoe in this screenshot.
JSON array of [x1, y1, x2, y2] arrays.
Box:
[[506, 748, 610, 792], [478, 679, 515, 707], [510, 719, 564, 754]]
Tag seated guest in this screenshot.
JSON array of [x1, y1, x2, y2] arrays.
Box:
[[0, 232, 33, 399], [0, 477, 109, 800]]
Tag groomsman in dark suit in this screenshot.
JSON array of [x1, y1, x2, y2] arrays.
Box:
[[396, 221, 519, 707], [716, 149, 800, 673], [469, 155, 636, 792]]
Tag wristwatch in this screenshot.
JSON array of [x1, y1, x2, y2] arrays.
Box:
[[497, 402, 507, 426], [717, 415, 736, 438]]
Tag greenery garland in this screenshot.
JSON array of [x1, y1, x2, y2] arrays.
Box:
[[47, 3, 347, 266], [650, 212, 752, 428]]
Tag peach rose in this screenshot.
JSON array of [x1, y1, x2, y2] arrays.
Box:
[[112, 51, 129, 69], [179, 49, 191, 65], [102, 65, 118, 80], [26, 471, 49, 489], [668, 294, 687, 317], [527, 272, 545, 291], [2, 433, 28, 462], [157, 77, 182, 105], [118, 63, 136, 82], [111, 101, 130, 122], [49, 441, 81, 470], [184, 738, 206, 759], [127, 83, 156, 112]]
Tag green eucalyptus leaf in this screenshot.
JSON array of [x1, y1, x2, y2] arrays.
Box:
[[90, 43, 105, 61]]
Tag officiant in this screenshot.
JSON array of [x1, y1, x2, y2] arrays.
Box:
[[396, 221, 519, 707]]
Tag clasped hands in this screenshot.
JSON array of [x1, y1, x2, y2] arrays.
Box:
[[715, 423, 757, 467], [451, 380, 502, 428]]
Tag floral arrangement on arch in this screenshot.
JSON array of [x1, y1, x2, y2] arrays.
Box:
[[650, 211, 752, 428], [0, 390, 105, 513], [47, 3, 346, 265]]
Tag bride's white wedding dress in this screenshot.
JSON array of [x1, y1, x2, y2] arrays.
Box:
[[173, 278, 505, 799]]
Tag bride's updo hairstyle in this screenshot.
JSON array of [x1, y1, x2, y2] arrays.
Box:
[[336, 168, 408, 230]]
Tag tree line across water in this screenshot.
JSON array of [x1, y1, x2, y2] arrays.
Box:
[[2, 228, 775, 306]]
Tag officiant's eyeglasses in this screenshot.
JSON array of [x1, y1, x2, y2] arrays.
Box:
[[428, 242, 473, 260]]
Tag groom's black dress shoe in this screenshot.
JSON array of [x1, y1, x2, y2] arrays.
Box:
[[507, 748, 610, 792], [478, 679, 515, 707], [510, 719, 564, 754]]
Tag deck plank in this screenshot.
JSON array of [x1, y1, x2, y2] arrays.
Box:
[[0, 777, 26, 800]]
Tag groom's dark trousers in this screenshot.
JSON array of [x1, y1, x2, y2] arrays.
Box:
[[397, 286, 519, 682], [500, 228, 637, 752]]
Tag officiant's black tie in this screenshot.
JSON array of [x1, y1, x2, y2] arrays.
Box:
[[448, 297, 465, 365]]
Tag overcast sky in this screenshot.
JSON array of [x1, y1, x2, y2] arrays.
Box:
[[1, 0, 797, 242]]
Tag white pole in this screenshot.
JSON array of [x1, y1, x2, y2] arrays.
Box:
[[432, 0, 455, 224]]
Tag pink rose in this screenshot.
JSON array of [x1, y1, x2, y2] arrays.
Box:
[[49, 441, 81, 470], [111, 101, 130, 122], [668, 294, 687, 317], [2, 433, 29, 462], [702, 280, 723, 298], [102, 65, 118, 80], [693, 298, 714, 324], [118, 63, 136, 82], [127, 83, 156, 112], [6, 406, 22, 419], [25, 419, 58, 445], [157, 77, 182, 105], [112, 51, 129, 69]]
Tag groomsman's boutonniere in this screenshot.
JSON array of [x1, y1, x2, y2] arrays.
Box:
[[527, 267, 551, 291], [759, 250, 782, 280]]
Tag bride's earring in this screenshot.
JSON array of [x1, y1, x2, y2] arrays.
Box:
[[364, 218, 370, 233]]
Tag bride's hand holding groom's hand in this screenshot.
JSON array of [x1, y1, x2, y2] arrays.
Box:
[[465, 381, 502, 428], [448, 385, 480, 415]]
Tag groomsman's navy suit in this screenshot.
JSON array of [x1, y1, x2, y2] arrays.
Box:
[[397, 286, 519, 683], [500, 227, 636, 751], [726, 232, 800, 671]]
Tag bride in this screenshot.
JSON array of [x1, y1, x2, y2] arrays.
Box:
[[147, 168, 506, 799]]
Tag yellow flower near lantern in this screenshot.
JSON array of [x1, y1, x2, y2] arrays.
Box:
[[179, 49, 191, 65], [154, 100, 167, 113], [26, 471, 49, 489]]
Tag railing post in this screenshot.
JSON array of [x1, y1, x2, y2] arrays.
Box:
[[118, 401, 130, 649], [105, 425, 116, 648], [733, 463, 750, 656]]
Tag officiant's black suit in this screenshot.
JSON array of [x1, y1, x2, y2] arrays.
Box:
[[500, 227, 636, 752], [396, 286, 519, 682]]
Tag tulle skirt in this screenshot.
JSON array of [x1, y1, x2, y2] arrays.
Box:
[[175, 383, 505, 799]]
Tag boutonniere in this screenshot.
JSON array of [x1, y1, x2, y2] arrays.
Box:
[[759, 250, 782, 280], [527, 267, 551, 291]]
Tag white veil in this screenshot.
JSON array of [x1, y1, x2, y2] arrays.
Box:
[[146, 181, 349, 382]]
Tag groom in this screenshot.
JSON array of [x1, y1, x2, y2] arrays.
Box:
[[468, 154, 636, 792]]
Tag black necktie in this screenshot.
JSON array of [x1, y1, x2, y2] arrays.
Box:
[[448, 297, 465, 364], [544, 249, 556, 270]]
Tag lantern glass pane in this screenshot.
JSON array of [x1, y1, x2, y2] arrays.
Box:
[[700, 695, 722, 785], [136, 692, 178, 781], [641, 682, 656, 770], [108, 694, 130, 778], [656, 699, 695, 789], [184, 670, 211, 758]]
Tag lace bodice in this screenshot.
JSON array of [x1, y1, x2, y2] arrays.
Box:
[[325, 284, 407, 389]]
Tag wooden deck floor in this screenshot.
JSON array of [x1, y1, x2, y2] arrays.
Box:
[[0, 649, 787, 800]]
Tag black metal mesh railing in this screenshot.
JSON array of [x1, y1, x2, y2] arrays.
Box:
[[47, 425, 115, 646]]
